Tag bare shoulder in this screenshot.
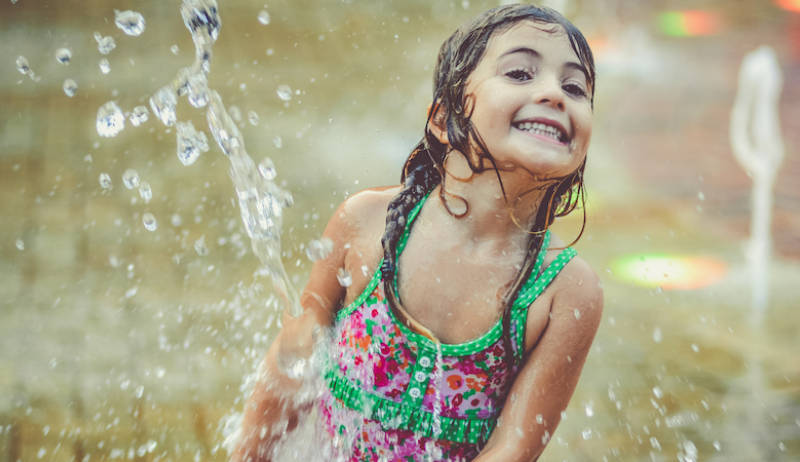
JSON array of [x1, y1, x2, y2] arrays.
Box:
[[547, 233, 604, 330], [325, 186, 400, 242]]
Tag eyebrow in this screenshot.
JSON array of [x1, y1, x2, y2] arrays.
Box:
[[498, 46, 590, 84]]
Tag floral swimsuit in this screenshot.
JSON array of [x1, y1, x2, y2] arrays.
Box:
[[319, 195, 576, 462]]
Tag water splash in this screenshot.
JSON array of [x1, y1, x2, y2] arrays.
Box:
[[114, 10, 146, 36], [94, 32, 116, 54], [176, 120, 209, 166], [729, 45, 784, 317], [55, 48, 72, 64], [63, 79, 77, 97], [257, 157, 276, 180], [122, 169, 140, 189], [142, 0, 301, 318], [142, 213, 157, 231], [149, 86, 177, 126], [276, 85, 292, 101], [129, 106, 149, 127], [99, 173, 112, 189], [16, 56, 30, 74], [306, 238, 333, 261], [99, 58, 110, 74], [139, 181, 152, 202], [96, 101, 125, 137]]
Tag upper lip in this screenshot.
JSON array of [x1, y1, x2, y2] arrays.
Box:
[[512, 117, 570, 143]]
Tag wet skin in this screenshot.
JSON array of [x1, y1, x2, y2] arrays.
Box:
[[232, 21, 603, 462]]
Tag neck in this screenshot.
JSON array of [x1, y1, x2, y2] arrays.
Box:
[[431, 152, 553, 244]]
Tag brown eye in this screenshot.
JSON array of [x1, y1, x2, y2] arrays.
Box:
[[564, 83, 586, 97], [505, 68, 532, 81]]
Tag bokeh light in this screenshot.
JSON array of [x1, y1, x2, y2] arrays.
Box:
[[610, 253, 727, 290], [658, 10, 722, 37]]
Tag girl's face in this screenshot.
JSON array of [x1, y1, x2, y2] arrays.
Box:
[[463, 21, 593, 181]]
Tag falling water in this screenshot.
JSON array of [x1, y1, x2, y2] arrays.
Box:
[[146, 0, 302, 319], [728, 44, 785, 461], [729, 45, 784, 319]]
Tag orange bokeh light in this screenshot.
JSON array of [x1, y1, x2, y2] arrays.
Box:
[[776, 0, 800, 12]]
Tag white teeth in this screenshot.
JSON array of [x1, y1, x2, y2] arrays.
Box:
[[516, 121, 563, 142]]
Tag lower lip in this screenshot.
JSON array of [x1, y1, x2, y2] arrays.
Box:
[[514, 127, 568, 146]]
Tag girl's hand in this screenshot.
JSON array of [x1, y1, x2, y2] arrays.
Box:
[[474, 255, 603, 462]]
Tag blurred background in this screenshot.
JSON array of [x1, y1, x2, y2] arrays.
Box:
[[1, 0, 799, 461]]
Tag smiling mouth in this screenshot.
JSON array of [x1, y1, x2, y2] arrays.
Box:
[[512, 120, 570, 144]]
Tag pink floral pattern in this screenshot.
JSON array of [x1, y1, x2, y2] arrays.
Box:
[[320, 282, 517, 461]]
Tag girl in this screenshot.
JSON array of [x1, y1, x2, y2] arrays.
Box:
[[232, 3, 602, 461]]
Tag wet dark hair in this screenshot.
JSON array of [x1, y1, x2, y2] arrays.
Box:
[[381, 4, 595, 378]]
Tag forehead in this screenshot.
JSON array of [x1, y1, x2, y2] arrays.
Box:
[[483, 21, 576, 62]]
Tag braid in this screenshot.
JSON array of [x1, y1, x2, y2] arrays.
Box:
[[380, 145, 442, 318]]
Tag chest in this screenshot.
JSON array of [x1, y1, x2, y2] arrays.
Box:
[[394, 239, 524, 344]]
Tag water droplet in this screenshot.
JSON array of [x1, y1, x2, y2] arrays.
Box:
[[99, 58, 110, 74], [156, 368, 166, 378], [229, 105, 242, 122], [16, 56, 30, 74], [248, 111, 259, 125], [99, 173, 113, 189], [574, 309, 581, 320], [129, 105, 149, 126], [139, 181, 152, 202], [276, 84, 292, 101], [125, 286, 138, 298], [180, 0, 221, 43], [257, 157, 276, 180], [15, 239, 25, 250], [194, 236, 209, 256], [691, 343, 700, 353], [187, 72, 209, 108], [276, 352, 306, 379], [361, 265, 369, 276], [142, 213, 157, 231], [535, 414, 543, 424], [650, 437, 661, 450], [114, 10, 146, 36], [306, 238, 333, 261], [697, 191, 705, 201], [37, 448, 46, 459], [337, 268, 352, 287], [581, 428, 592, 440], [96, 101, 125, 137], [135, 385, 144, 398], [176, 121, 209, 166], [683, 440, 697, 462], [584, 403, 594, 417], [63, 79, 77, 97], [713, 440, 721, 451], [653, 327, 662, 343], [55, 48, 72, 64], [653, 386, 663, 398], [122, 169, 140, 189], [95, 33, 116, 54], [272, 135, 282, 148], [257, 10, 270, 25], [170, 214, 182, 226], [150, 86, 177, 126], [170, 44, 180, 55], [43, 425, 49, 436]]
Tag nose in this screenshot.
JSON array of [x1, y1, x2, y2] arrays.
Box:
[[533, 74, 565, 111]]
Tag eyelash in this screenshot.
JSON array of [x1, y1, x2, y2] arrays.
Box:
[[505, 67, 533, 81], [505, 67, 588, 98]]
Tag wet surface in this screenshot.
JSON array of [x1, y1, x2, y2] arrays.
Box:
[[1, 0, 799, 461]]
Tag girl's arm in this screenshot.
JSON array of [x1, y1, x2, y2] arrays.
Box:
[[474, 256, 604, 462], [229, 198, 357, 462]]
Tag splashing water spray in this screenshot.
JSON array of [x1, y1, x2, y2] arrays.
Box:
[[728, 45, 784, 460], [729, 46, 784, 320], [148, 0, 302, 319]]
